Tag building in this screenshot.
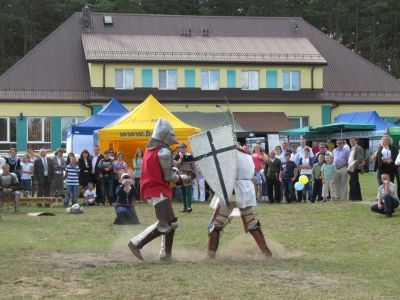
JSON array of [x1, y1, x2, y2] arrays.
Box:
[[1, 7, 400, 152]]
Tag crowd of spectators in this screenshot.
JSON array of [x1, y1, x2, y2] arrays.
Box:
[[246, 135, 400, 207], [1, 134, 400, 218]]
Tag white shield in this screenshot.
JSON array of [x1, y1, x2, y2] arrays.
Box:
[[189, 126, 237, 206]]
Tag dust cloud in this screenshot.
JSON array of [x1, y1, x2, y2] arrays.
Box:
[[111, 228, 302, 263]]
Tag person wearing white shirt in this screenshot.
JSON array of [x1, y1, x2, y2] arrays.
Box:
[[297, 138, 314, 159], [370, 173, 399, 217]]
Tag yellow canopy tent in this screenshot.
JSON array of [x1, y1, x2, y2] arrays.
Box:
[[98, 94, 200, 164]]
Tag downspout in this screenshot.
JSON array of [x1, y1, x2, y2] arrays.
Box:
[[82, 103, 94, 115], [103, 62, 106, 89], [311, 65, 315, 90]]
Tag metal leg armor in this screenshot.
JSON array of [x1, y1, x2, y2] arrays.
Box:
[[207, 203, 232, 259], [240, 207, 272, 257], [128, 223, 162, 261]]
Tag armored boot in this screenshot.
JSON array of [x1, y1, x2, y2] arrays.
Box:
[[207, 229, 221, 259], [250, 228, 272, 257], [128, 223, 162, 261], [160, 229, 175, 261]]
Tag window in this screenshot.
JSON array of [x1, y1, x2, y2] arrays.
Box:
[[27, 117, 51, 150], [201, 70, 219, 90], [288, 117, 309, 143], [115, 69, 134, 89], [61, 117, 85, 148], [159, 70, 177, 90], [0, 117, 16, 151], [241, 71, 259, 90], [282, 71, 300, 91]]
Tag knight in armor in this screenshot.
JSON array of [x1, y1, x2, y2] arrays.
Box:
[[207, 143, 272, 259], [128, 118, 191, 261], [0, 163, 20, 213]]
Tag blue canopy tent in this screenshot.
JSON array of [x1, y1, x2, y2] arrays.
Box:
[[67, 98, 128, 154], [334, 111, 397, 133]]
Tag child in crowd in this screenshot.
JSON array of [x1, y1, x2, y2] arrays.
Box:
[[64, 154, 80, 208], [321, 154, 336, 202], [280, 152, 298, 203], [312, 154, 325, 202], [83, 182, 97, 206], [21, 154, 33, 197], [298, 147, 313, 203]]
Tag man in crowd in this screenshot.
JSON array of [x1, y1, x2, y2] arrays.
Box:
[[280, 141, 289, 160], [91, 145, 104, 205], [311, 141, 320, 155], [314, 143, 332, 163], [0, 163, 20, 213], [263, 150, 281, 203], [280, 152, 298, 203], [348, 137, 365, 201], [371, 173, 399, 218], [332, 139, 350, 201], [173, 142, 196, 212], [33, 149, 53, 197], [297, 138, 314, 160]]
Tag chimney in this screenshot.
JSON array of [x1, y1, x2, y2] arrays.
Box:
[[82, 5, 92, 33]]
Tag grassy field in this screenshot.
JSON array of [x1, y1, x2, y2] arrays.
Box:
[[1, 173, 400, 299]]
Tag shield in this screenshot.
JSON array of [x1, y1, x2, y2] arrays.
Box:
[[189, 126, 237, 206]]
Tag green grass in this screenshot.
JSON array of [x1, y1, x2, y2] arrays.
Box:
[[1, 173, 399, 299]]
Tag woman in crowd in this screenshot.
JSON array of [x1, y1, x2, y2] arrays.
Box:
[[252, 144, 268, 201], [113, 151, 128, 192], [132, 148, 144, 200], [114, 173, 140, 225], [51, 148, 66, 197], [374, 135, 398, 185], [6, 148, 21, 180], [275, 145, 283, 161], [78, 149, 92, 194]]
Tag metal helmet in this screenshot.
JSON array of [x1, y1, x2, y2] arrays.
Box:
[[151, 118, 178, 146]]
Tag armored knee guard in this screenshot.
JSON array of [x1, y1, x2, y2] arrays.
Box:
[[240, 207, 259, 232]]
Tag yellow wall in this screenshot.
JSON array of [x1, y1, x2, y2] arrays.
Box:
[[331, 105, 400, 121], [0, 103, 91, 117], [89, 63, 324, 90]]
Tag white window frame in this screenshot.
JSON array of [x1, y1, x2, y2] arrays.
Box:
[[241, 70, 259, 90], [115, 68, 134, 90], [61, 117, 85, 144], [158, 69, 177, 90], [201, 70, 220, 90], [282, 71, 301, 91], [287, 116, 309, 143], [0, 117, 16, 143], [27, 117, 51, 144]]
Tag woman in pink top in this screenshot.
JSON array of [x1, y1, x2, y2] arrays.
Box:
[[252, 144, 268, 201]]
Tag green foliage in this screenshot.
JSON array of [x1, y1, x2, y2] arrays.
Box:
[[0, 0, 399, 78]]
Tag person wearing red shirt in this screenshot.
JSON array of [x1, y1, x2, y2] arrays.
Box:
[[128, 119, 190, 262], [251, 144, 268, 201]]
